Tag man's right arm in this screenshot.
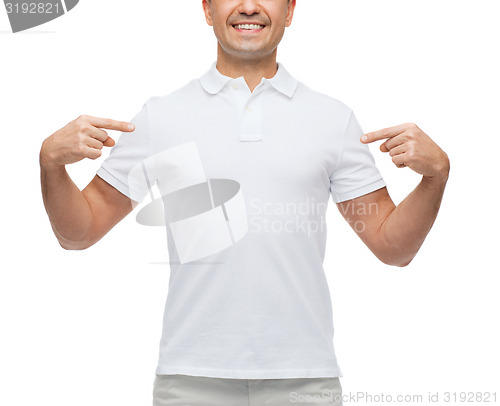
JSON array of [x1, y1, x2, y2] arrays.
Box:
[[39, 115, 137, 250]]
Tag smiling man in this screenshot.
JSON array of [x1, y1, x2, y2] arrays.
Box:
[[40, 0, 449, 405]]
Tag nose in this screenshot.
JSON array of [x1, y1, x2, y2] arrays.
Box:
[[237, 0, 262, 16]]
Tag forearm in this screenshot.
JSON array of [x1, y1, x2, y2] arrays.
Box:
[[40, 149, 94, 249], [380, 172, 449, 266]]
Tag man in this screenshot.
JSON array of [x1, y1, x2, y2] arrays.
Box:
[[39, 0, 450, 405]]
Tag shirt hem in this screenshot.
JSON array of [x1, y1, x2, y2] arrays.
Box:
[[96, 167, 141, 203], [154, 365, 343, 379], [332, 177, 386, 203]]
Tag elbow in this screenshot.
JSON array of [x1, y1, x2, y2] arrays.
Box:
[[374, 225, 417, 267], [58, 238, 93, 251], [55, 228, 97, 251], [393, 258, 413, 268], [376, 250, 415, 268], [374, 234, 418, 268], [380, 257, 413, 268]]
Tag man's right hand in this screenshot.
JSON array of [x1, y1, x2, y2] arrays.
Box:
[[40, 115, 135, 169]]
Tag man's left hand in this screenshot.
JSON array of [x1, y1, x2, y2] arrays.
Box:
[[361, 123, 450, 179]]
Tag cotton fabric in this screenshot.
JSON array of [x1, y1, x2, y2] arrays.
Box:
[[96, 60, 386, 379]]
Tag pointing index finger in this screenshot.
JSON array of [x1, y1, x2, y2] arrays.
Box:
[[361, 124, 408, 143], [87, 116, 135, 132]]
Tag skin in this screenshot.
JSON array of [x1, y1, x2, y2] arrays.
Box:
[[40, 115, 137, 249], [40, 0, 450, 267], [202, 0, 295, 92], [341, 123, 449, 266]]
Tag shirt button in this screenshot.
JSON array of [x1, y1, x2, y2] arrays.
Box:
[[246, 105, 253, 112], [231, 83, 239, 90]]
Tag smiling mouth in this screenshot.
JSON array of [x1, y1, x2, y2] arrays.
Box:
[[232, 24, 266, 33]]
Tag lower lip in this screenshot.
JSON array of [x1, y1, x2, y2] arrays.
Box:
[[232, 26, 266, 33]]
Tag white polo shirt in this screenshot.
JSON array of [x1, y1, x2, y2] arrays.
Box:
[[96, 60, 386, 379]]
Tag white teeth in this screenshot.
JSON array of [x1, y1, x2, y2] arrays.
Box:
[[234, 24, 265, 30]]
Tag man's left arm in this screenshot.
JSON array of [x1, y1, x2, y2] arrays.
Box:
[[336, 123, 450, 267]]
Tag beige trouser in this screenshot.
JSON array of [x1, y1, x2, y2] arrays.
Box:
[[152, 373, 343, 406]]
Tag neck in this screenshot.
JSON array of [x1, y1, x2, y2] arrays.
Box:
[[215, 49, 278, 93]]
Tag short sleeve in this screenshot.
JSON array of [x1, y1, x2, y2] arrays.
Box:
[[96, 101, 154, 203], [330, 110, 386, 203]]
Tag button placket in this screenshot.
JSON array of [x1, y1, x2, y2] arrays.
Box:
[[240, 84, 267, 142]]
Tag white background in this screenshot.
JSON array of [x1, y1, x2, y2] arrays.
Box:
[[1, 0, 499, 405]]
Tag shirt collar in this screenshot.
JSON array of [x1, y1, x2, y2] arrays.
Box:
[[199, 60, 298, 98]]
